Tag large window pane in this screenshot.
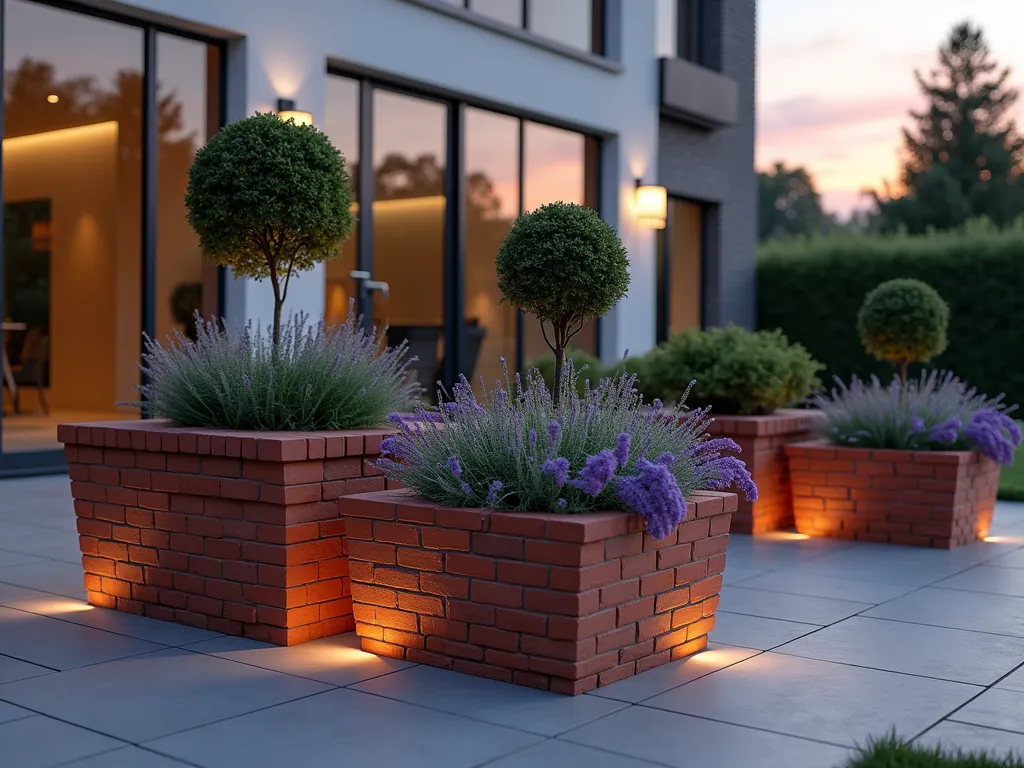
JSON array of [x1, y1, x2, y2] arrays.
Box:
[[657, 199, 702, 341], [2, 0, 143, 453], [372, 90, 447, 395], [527, 0, 597, 53], [464, 108, 518, 389], [156, 34, 220, 344], [521, 121, 599, 364], [323, 75, 360, 327]]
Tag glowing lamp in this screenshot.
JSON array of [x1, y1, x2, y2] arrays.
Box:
[[47, 94, 59, 104], [276, 98, 313, 127], [635, 180, 667, 229]]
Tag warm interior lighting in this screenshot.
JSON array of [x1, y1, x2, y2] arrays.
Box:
[[47, 94, 59, 104], [635, 180, 668, 229], [277, 98, 313, 127], [759, 531, 811, 541], [2, 120, 118, 151]]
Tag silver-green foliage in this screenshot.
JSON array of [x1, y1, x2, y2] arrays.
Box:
[[135, 305, 420, 431]]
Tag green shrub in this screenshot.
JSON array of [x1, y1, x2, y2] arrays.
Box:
[[643, 325, 823, 415], [186, 113, 354, 343], [758, 222, 1024, 408], [135, 305, 419, 431], [846, 732, 1024, 767], [496, 202, 629, 403], [858, 278, 949, 383], [527, 347, 605, 395]]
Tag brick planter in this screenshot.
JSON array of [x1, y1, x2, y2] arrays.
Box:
[[59, 420, 396, 645], [785, 441, 1000, 548], [706, 409, 820, 534], [341, 489, 736, 695]]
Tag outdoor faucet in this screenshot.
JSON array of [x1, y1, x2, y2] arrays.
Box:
[[349, 270, 390, 300]]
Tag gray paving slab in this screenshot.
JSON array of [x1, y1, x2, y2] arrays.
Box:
[[7, 595, 220, 647], [733, 570, 918, 603], [352, 664, 627, 736], [60, 747, 194, 767], [0, 647, 331, 742], [185, 632, 414, 686], [995, 663, 1024, 692], [642, 652, 981, 747], [0, 605, 162, 670], [586, 643, 760, 703], [950, 688, 1024, 734], [0, 582, 50, 605], [485, 739, 658, 768], [720, 565, 769, 585], [0, 652, 55, 685], [776, 616, 1024, 685], [0, 559, 87, 599], [709, 610, 822, 650], [0, 699, 35, 724], [146, 687, 543, 768], [935, 565, 1024, 597], [917, 720, 1024, 756], [865, 587, 1024, 637], [561, 703, 854, 768], [718, 585, 873, 624], [0, 548, 46, 568], [986, 548, 1024, 570], [0, 714, 125, 768]]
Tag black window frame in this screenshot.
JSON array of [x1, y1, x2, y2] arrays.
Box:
[[0, 0, 228, 476]]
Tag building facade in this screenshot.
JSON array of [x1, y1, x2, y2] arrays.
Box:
[[0, 0, 755, 475]]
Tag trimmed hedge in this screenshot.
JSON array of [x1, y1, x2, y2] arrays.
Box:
[[758, 222, 1024, 408]]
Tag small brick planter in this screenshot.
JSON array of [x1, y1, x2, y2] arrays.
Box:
[[59, 420, 396, 645], [341, 489, 736, 695], [706, 409, 820, 534], [785, 441, 999, 548]]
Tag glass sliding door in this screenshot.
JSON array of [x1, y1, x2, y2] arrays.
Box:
[[2, 0, 143, 455], [322, 74, 360, 328], [656, 198, 704, 342], [371, 89, 447, 397]]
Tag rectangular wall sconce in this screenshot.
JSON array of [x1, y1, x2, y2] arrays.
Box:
[[277, 98, 313, 127], [635, 179, 668, 229]]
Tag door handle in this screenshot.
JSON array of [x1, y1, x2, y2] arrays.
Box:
[[350, 270, 390, 300]]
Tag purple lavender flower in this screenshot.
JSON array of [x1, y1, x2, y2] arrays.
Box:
[[529, 429, 538, 448], [486, 480, 504, 506], [652, 399, 663, 412], [547, 420, 562, 444], [655, 451, 676, 467], [614, 433, 632, 467], [965, 409, 1020, 465], [910, 416, 925, 434], [448, 456, 462, 478], [700, 455, 758, 502], [421, 411, 444, 423], [542, 457, 570, 488], [571, 450, 618, 496], [616, 458, 687, 540], [459, 480, 472, 496], [555, 498, 568, 509], [380, 436, 418, 462], [929, 417, 962, 445], [242, 374, 252, 393], [442, 402, 459, 417], [692, 437, 742, 457]]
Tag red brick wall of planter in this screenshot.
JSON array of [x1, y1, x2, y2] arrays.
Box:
[[341, 489, 736, 695], [59, 420, 396, 645], [785, 441, 999, 548], [706, 409, 820, 534]]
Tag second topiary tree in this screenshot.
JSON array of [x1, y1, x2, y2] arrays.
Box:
[[857, 278, 950, 385], [185, 112, 355, 344], [496, 201, 629, 405]]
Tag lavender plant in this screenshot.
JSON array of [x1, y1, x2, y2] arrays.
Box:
[[377, 360, 756, 540], [134, 301, 420, 431], [813, 370, 1020, 464]]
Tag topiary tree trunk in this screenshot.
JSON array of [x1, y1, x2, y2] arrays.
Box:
[[542, 316, 585, 407]]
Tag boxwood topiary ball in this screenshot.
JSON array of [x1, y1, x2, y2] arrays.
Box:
[[496, 201, 629, 326], [857, 278, 949, 366]]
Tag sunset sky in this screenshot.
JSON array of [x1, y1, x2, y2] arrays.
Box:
[[756, 0, 1024, 217]]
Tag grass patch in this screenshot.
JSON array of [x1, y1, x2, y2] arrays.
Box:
[[999, 449, 1024, 501], [847, 734, 1024, 767]]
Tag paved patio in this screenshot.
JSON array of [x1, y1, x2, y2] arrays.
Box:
[[2, 476, 1024, 767]]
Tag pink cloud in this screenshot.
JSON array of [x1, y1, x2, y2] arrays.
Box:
[[758, 94, 915, 140]]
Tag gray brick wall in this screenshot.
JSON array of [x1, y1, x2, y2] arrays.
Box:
[[657, 0, 757, 329]]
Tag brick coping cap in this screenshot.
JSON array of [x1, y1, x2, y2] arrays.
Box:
[[784, 439, 976, 465], [58, 419, 396, 461], [341, 488, 738, 543], [703, 408, 823, 437]]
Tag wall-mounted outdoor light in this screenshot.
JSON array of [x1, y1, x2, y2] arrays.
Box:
[[276, 98, 313, 126], [635, 179, 668, 229]]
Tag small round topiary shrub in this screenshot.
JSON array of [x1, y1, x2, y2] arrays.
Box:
[[496, 202, 629, 404], [857, 278, 949, 384], [186, 112, 354, 344], [644, 325, 823, 415]]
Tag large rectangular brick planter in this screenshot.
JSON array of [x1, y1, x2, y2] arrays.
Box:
[[59, 420, 395, 645], [341, 489, 736, 695], [706, 409, 820, 534], [785, 441, 999, 548]]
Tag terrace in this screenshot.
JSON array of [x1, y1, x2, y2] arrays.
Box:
[[2, 475, 1023, 767]]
